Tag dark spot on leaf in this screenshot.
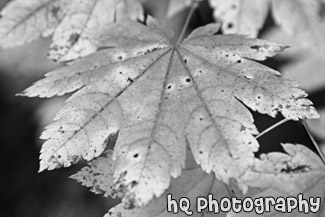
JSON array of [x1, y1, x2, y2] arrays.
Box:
[[119, 71, 123, 74], [68, 33, 80, 43], [199, 118, 203, 121], [185, 78, 191, 83], [319, 3, 325, 18], [133, 153, 139, 158], [250, 45, 261, 50], [281, 165, 311, 173], [167, 84, 172, 89], [184, 59, 187, 63], [227, 23, 233, 29], [50, 6, 60, 19], [199, 151, 203, 154], [131, 180, 138, 187], [127, 77, 134, 83], [231, 5, 237, 9], [117, 56, 123, 61], [58, 155, 61, 159], [237, 60, 241, 63]]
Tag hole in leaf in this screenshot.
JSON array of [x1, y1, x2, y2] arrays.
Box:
[[250, 45, 260, 50], [131, 180, 138, 186]]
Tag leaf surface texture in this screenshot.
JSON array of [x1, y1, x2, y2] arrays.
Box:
[[22, 19, 318, 207]]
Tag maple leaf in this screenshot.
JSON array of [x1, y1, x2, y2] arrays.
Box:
[[21, 18, 318, 207], [239, 144, 325, 194], [0, 0, 144, 61]]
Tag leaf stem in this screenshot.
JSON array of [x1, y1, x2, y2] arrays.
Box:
[[255, 119, 289, 139], [301, 120, 325, 165], [176, 0, 199, 44]]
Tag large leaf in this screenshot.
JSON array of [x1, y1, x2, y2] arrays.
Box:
[[21, 19, 318, 207], [0, 0, 144, 61], [208, 0, 270, 37]]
